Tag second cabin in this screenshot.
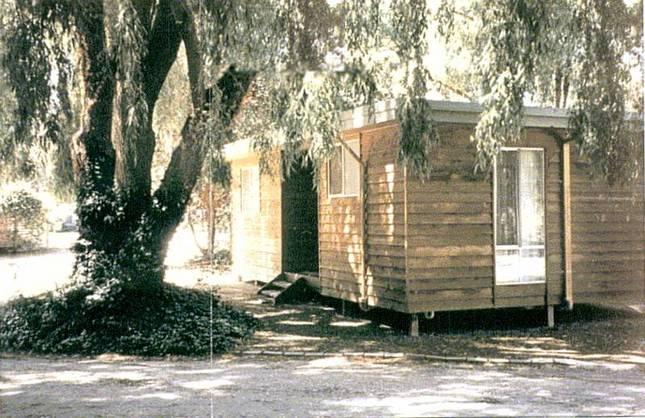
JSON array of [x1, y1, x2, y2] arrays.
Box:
[[224, 100, 644, 328]]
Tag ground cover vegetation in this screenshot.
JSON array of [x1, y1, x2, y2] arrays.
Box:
[[0, 0, 641, 355]]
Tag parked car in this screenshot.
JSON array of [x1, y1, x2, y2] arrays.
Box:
[[59, 214, 79, 232]]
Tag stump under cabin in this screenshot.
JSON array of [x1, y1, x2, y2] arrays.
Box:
[[225, 100, 644, 324]]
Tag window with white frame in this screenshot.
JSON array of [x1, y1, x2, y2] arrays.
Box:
[[240, 166, 259, 214], [494, 148, 546, 284], [328, 139, 360, 197]]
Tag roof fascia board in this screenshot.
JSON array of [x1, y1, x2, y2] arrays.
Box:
[[226, 99, 641, 160], [340, 99, 571, 131]]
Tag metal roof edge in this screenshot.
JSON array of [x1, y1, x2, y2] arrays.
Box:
[[340, 99, 573, 130], [226, 100, 643, 160]]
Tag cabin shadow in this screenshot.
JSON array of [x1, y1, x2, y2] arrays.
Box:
[[311, 296, 641, 336]]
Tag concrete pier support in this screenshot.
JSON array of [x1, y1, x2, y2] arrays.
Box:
[[409, 314, 419, 337], [547, 305, 555, 328]]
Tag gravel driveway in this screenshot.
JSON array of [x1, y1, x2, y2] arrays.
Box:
[[1, 355, 644, 417]]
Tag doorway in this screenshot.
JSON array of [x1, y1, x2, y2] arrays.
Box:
[[281, 159, 319, 274]]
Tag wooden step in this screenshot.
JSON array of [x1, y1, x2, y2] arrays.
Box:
[[283, 272, 301, 283], [284, 271, 320, 291], [257, 272, 320, 305], [272, 280, 292, 289], [260, 289, 282, 299]]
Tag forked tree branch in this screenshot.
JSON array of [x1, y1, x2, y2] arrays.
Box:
[[113, 0, 184, 197], [153, 62, 255, 246], [69, 0, 116, 192]]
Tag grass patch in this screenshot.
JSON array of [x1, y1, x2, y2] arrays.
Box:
[[0, 282, 258, 356]]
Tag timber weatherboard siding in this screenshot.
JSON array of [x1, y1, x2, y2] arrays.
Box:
[[320, 121, 643, 313], [230, 154, 282, 283], [404, 127, 565, 313], [319, 125, 409, 312], [319, 123, 570, 313], [569, 143, 645, 304]]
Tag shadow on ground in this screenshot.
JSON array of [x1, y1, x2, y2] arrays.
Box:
[[2, 354, 643, 416], [214, 281, 644, 364]]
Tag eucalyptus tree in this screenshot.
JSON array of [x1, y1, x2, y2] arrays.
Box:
[[438, 0, 642, 181], [0, 0, 640, 299]]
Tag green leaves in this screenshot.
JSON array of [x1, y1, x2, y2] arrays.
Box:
[[391, 0, 440, 177], [567, 0, 638, 184], [1, 0, 640, 200], [398, 97, 440, 178], [0, 282, 258, 355], [471, 0, 547, 172], [459, 0, 640, 183], [2, 0, 73, 146], [114, 0, 149, 163]]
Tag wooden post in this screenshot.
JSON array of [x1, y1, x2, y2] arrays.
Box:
[[547, 305, 555, 328], [563, 142, 574, 310], [409, 314, 419, 337], [361, 134, 369, 309]]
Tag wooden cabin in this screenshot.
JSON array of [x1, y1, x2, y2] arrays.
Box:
[[225, 100, 644, 329]]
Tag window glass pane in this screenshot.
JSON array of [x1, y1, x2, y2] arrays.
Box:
[[344, 140, 360, 195], [519, 248, 546, 282], [496, 150, 518, 245], [329, 146, 343, 195], [495, 248, 520, 284], [519, 150, 545, 246]]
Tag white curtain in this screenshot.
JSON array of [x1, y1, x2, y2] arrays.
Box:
[[495, 149, 546, 284], [519, 150, 545, 247]]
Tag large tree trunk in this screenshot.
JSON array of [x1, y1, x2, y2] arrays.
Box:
[[68, 1, 254, 297]]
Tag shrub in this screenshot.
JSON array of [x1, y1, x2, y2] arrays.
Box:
[[0, 283, 259, 356], [188, 248, 232, 271], [0, 188, 46, 252]]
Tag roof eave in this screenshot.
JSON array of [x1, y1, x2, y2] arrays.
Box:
[[226, 99, 642, 161], [340, 99, 571, 131]]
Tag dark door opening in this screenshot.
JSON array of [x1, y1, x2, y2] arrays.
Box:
[[281, 159, 319, 274]]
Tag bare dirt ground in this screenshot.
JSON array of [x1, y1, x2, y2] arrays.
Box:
[[1, 354, 644, 417], [0, 232, 77, 303]]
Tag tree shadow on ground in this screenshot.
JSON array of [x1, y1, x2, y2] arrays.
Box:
[[3, 355, 642, 416], [222, 282, 644, 362], [0, 247, 72, 259]]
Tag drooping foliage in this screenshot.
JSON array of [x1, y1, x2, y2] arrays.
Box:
[[2, 0, 639, 195], [392, 0, 440, 176], [440, 0, 642, 181], [566, 0, 641, 184]]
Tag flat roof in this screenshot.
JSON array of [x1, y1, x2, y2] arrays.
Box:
[[340, 99, 570, 131], [225, 99, 640, 160]]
